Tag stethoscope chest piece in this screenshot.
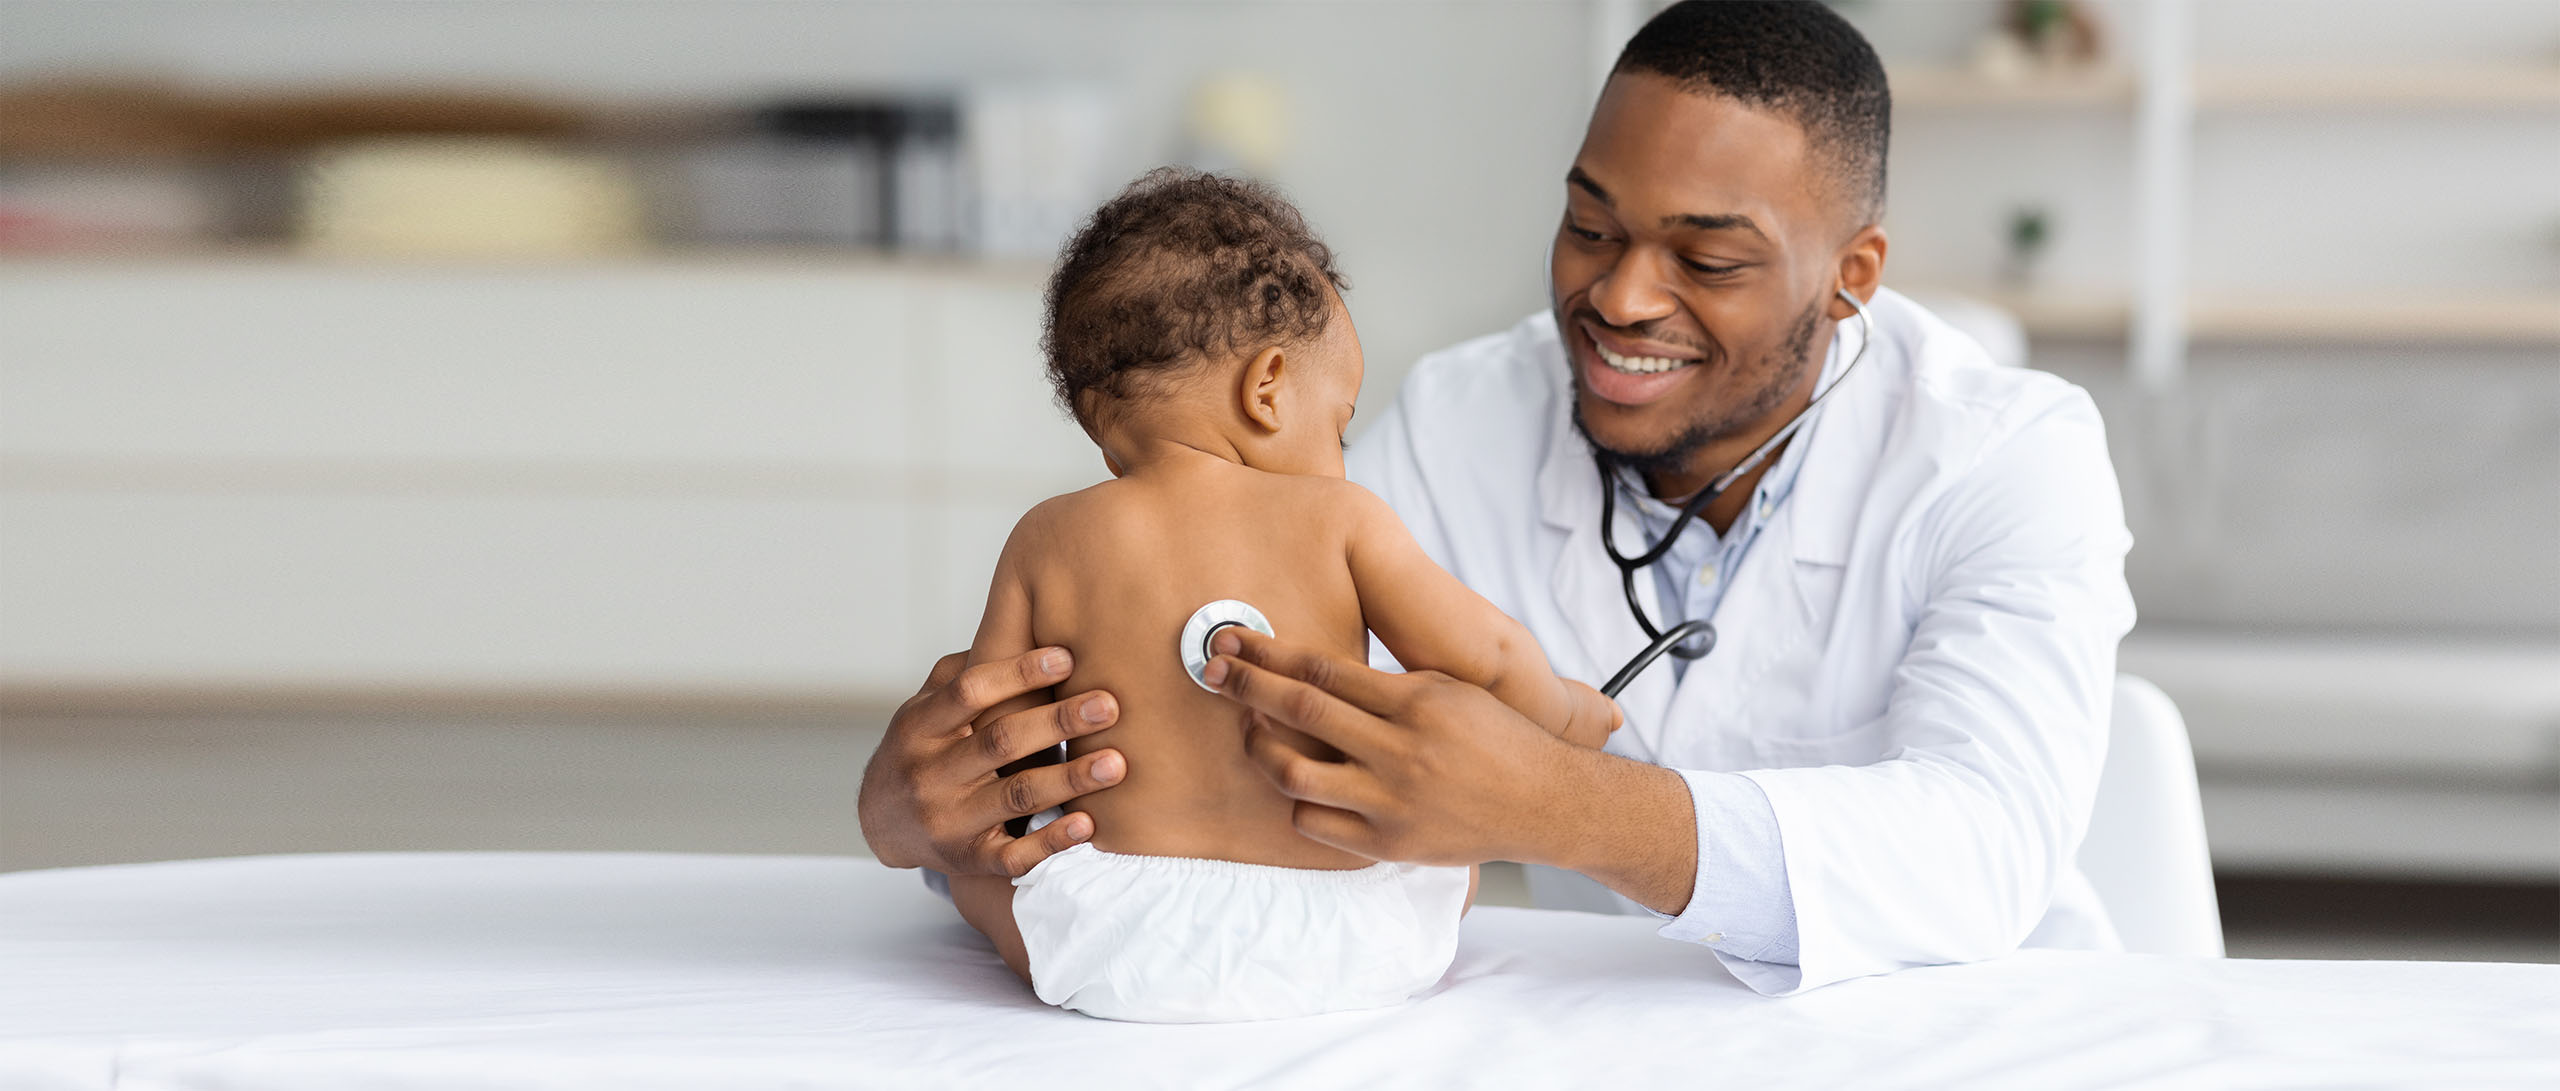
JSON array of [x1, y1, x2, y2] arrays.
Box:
[[1180, 599, 1274, 692]]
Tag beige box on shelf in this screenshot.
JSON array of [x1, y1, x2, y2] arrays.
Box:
[[297, 137, 648, 257]]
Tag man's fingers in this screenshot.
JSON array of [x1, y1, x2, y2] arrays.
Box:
[[979, 748, 1126, 825], [1242, 723, 1380, 812], [974, 690, 1119, 767], [991, 811, 1095, 877], [1206, 653, 1393, 758], [1211, 628, 1408, 715], [947, 646, 1076, 716], [1288, 801, 1380, 859], [920, 651, 968, 696]]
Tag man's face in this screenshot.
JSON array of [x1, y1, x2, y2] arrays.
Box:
[[1550, 73, 1844, 479]]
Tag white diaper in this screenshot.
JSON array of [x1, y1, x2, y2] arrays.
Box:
[[1010, 842, 1471, 1023]]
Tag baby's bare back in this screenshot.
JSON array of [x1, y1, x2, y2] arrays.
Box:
[[1015, 457, 1373, 869]]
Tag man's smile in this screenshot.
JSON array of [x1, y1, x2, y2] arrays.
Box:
[[1577, 320, 1705, 406]]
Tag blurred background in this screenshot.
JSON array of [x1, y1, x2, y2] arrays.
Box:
[[1, 0, 2552, 961]]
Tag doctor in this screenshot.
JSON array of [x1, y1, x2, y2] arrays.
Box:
[[860, 1, 2134, 995]]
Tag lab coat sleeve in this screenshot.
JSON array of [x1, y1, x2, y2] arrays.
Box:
[[1730, 391, 2134, 995]]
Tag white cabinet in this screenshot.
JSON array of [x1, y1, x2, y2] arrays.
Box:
[[0, 255, 1099, 699]]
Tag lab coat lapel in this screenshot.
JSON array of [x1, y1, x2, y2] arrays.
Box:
[[1656, 310, 1888, 767], [1784, 302, 1888, 571], [1536, 391, 1679, 755]]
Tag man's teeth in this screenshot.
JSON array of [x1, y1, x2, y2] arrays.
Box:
[[1594, 340, 1693, 375]]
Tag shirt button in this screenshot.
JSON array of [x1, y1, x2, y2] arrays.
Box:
[[1705, 932, 1725, 943], [1758, 497, 1775, 519], [1697, 564, 1718, 587]]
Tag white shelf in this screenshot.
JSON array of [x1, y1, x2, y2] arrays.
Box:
[[2188, 295, 2560, 345], [1912, 286, 2560, 345], [2196, 66, 2560, 110], [1890, 66, 2138, 108], [0, 244, 1054, 280], [1891, 64, 2560, 111], [1939, 288, 2132, 339]]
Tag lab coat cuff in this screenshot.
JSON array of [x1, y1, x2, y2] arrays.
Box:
[[1657, 769, 1802, 971]]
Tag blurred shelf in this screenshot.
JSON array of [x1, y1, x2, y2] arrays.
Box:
[[0, 678, 890, 720], [1940, 288, 2131, 339], [2195, 66, 2560, 110], [1890, 66, 2137, 109], [1911, 285, 2560, 345], [2188, 296, 2560, 344], [1891, 65, 2560, 111], [0, 242, 1054, 280]]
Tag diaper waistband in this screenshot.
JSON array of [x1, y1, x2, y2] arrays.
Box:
[[1025, 842, 1428, 887]]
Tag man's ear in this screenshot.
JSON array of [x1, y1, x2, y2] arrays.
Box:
[[1237, 346, 1288, 433], [1827, 223, 1889, 320]]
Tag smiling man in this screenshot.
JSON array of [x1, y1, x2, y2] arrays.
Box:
[[859, 0, 2135, 996]]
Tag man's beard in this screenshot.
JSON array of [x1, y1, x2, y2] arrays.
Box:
[[1571, 291, 1825, 485]]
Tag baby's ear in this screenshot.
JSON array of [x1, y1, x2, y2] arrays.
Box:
[[1237, 345, 1288, 433]]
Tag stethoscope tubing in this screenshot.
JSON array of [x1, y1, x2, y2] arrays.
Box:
[[1594, 288, 1875, 682]]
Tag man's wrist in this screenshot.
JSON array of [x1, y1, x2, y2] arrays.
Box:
[[1512, 745, 1698, 914]]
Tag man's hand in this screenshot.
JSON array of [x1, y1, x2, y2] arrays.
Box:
[[1201, 628, 1696, 912], [858, 647, 1126, 877]]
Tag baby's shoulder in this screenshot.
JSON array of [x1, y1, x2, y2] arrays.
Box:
[[1010, 479, 1148, 543]]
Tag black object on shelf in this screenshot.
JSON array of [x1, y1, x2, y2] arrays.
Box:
[[751, 97, 963, 252]]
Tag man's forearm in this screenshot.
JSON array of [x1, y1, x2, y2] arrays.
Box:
[[1521, 745, 1698, 914]]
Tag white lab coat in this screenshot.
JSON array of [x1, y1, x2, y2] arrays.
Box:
[[1347, 288, 2135, 994]]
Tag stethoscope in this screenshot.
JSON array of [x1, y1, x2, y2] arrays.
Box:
[[1595, 287, 1874, 699]]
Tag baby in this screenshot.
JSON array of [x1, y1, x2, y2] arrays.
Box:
[[948, 168, 1617, 1023]]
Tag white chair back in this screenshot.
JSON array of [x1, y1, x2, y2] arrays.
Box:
[[2080, 674, 2226, 956]]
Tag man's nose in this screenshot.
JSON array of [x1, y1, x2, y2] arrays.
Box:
[[1586, 250, 1679, 329]]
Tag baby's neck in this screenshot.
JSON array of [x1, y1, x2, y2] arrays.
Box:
[[1097, 427, 1251, 478]]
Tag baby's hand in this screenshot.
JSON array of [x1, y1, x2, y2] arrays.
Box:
[[1553, 679, 1623, 750]]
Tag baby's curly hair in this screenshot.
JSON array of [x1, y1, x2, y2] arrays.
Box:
[[1043, 168, 1346, 426]]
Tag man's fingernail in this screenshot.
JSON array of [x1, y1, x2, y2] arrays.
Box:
[[1092, 751, 1124, 782], [1211, 630, 1241, 656], [1079, 695, 1113, 724], [1201, 657, 1229, 686], [1040, 648, 1070, 675], [1063, 814, 1093, 841]]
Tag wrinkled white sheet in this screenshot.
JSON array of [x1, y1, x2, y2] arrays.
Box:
[[1, 852, 2553, 1090]]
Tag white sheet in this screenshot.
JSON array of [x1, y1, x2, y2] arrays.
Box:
[[2, 852, 2553, 1089]]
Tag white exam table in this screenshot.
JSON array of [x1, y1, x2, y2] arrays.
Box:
[[2, 852, 2553, 1089]]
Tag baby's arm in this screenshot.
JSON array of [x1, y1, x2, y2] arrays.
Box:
[[1340, 484, 1620, 748]]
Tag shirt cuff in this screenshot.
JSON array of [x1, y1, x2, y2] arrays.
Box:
[[1657, 768, 1802, 968]]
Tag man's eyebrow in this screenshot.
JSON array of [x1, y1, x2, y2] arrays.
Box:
[[1565, 167, 1611, 205], [1568, 167, 1771, 243], [1664, 211, 1770, 243]]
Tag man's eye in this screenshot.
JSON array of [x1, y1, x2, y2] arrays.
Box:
[[1682, 258, 1741, 276], [1566, 223, 1609, 243]]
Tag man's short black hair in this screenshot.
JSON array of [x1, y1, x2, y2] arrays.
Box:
[[1613, 0, 1891, 225], [1043, 167, 1346, 426]]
